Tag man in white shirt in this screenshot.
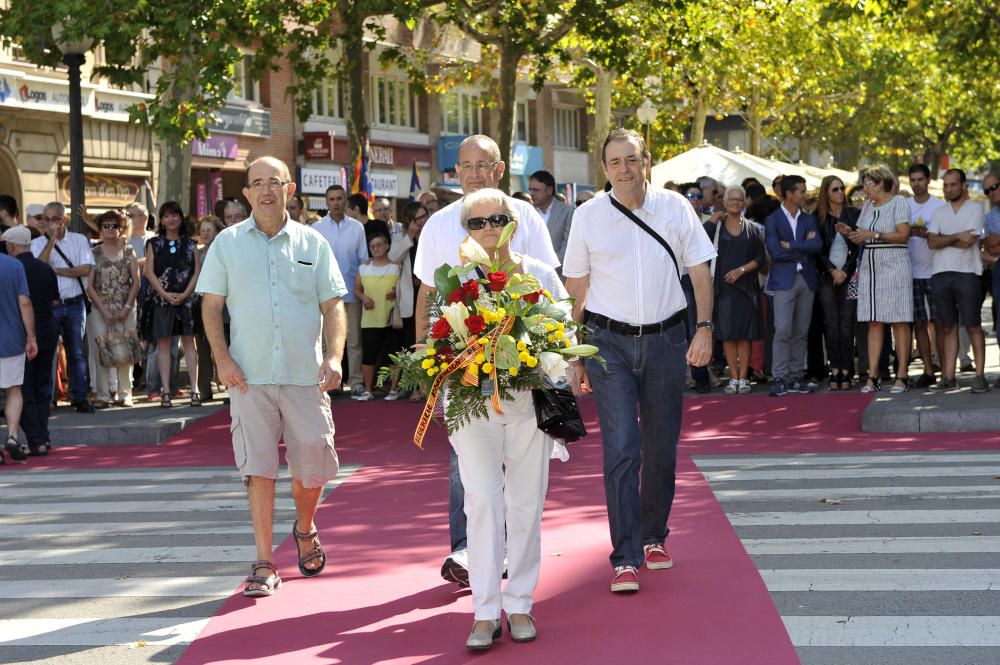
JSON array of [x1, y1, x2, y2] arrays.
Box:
[[564, 128, 715, 594], [528, 170, 573, 264], [905, 164, 946, 388], [31, 202, 95, 413], [312, 185, 368, 395], [926, 168, 988, 392], [414, 134, 558, 588]]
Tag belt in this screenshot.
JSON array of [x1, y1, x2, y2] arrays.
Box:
[[587, 310, 686, 337], [57, 295, 84, 305]]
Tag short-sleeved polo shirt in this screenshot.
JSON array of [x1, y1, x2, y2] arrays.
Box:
[[195, 214, 347, 386], [0, 253, 30, 357]]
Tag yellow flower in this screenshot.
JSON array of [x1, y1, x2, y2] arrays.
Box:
[[545, 323, 555, 332], [556, 322, 565, 331], [421, 358, 435, 369], [525, 356, 538, 368], [475, 353, 485, 364], [508, 367, 519, 377], [516, 340, 527, 351], [548, 334, 556, 343], [542, 289, 552, 299], [481, 362, 493, 373], [425, 347, 436, 356], [564, 339, 572, 348], [439, 361, 449, 370], [469, 363, 480, 374], [497, 307, 506, 318], [511, 292, 521, 300], [478, 337, 489, 346], [426, 367, 437, 376], [518, 350, 531, 362]]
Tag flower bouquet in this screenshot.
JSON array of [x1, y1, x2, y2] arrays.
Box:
[[381, 222, 600, 447]]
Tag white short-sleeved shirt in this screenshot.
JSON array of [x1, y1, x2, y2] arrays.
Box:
[[312, 215, 368, 303], [907, 195, 945, 279], [30, 231, 94, 299], [927, 199, 985, 276], [413, 196, 559, 286], [562, 187, 716, 325]]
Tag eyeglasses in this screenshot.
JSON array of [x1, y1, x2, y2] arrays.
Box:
[[466, 214, 512, 230], [248, 178, 290, 191], [985, 183, 1000, 196], [830, 186, 844, 192], [412, 213, 428, 223], [686, 192, 704, 200], [101, 223, 120, 230], [458, 161, 499, 173], [41, 215, 63, 223], [863, 180, 877, 188]]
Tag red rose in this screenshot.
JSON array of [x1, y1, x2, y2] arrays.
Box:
[[447, 287, 465, 304], [487, 271, 507, 292], [462, 280, 480, 300], [465, 314, 487, 335], [523, 290, 541, 304], [437, 346, 454, 362], [430, 318, 452, 339]]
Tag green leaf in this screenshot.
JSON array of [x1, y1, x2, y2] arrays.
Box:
[[434, 263, 461, 300], [493, 334, 520, 369], [497, 218, 518, 249], [556, 344, 600, 357]]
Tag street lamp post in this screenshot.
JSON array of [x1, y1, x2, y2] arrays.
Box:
[[51, 22, 94, 235], [635, 98, 659, 157]]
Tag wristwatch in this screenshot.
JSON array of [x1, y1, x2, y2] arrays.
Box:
[[696, 321, 715, 332], [874, 232, 882, 241]]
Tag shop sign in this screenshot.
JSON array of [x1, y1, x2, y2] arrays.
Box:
[[94, 96, 132, 115], [436, 135, 466, 171], [370, 173, 398, 197], [192, 135, 239, 160], [299, 166, 344, 195], [59, 173, 143, 207], [0, 79, 12, 104], [208, 105, 271, 137], [509, 144, 544, 176], [370, 144, 394, 166], [304, 132, 333, 160]]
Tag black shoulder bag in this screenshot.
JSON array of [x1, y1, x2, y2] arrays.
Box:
[[533, 380, 587, 443], [607, 195, 680, 278], [52, 242, 92, 314]]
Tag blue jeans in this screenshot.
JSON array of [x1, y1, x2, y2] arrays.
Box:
[[449, 447, 468, 552], [585, 319, 688, 569], [52, 299, 89, 403]]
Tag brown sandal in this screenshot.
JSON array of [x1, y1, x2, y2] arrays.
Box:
[[243, 560, 281, 597], [293, 520, 327, 577]]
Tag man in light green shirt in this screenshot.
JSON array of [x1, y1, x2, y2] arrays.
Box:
[[196, 155, 347, 598]]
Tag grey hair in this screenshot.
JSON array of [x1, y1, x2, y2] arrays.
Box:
[[129, 202, 148, 215], [460, 188, 517, 230], [44, 201, 66, 217], [723, 185, 746, 200], [224, 199, 247, 214]]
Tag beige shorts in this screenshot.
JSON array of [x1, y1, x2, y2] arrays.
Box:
[[0, 354, 25, 389], [229, 384, 339, 488]]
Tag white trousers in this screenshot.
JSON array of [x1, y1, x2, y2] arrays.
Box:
[[451, 390, 553, 620], [87, 309, 136, 402]]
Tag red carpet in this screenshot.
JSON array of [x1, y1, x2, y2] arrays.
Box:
[[8, 393, 995, 663]]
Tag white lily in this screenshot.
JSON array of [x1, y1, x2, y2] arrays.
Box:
[[459, 235, 492, 267], [539, 351, 569, 381], [441, 301, 470, 340]]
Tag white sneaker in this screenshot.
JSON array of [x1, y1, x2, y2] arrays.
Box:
[[724, 379, 738, 395], [352, 390, 373, 401], [441, 548, 470, 587], [738, 379, 752, 394], [384, 390, 399, 401]]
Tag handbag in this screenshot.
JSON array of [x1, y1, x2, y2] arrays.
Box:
[[389, 303, 404, 330], [532, 384, 587, 443], [96, 320, 144, 368]]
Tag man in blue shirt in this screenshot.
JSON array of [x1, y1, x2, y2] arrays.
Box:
[[312, 185, 367, 396], [197, 156, 348, 597], [0, 234, 39, 463]]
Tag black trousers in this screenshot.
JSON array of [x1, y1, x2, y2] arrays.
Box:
[[817, 280, 856, 373], [21, 342, 57, 446]]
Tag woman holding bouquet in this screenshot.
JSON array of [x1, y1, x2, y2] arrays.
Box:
[[449, 188, 570, 650]]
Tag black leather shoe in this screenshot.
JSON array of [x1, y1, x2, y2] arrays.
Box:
[[73, 401, 95, 414]]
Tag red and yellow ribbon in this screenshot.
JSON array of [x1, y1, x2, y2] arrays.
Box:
[[413, 314, 515, 448]]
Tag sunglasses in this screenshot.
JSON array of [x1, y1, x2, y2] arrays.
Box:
[[102, 223, 120, 230], [466, 214, 512, 230], [985, 183, 1000, 196], [686, 192, 704, 200], [575, 200, 585, 206], [830, 186, 844, 192]]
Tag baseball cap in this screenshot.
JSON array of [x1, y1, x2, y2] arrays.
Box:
[[25, 203, 45, 217], [1, 224, 32, 245]]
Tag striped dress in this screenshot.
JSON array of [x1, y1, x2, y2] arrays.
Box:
[[857, 195, 913, 323]]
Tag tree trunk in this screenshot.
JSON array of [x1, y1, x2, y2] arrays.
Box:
[[342, 9, 367, 188], [689, 96, 708, 147], [747, 90, 762, 155], [591, 66, 615, 186], [157, 142, 191, 210], [798, 137, 811, 163], [496, 45, 521, 193]]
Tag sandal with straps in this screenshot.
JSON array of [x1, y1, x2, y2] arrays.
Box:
[[160, 392, 172, 409], [242, 560, 281, 597], [292, 519, 327, 577], [4, 436, 27, 464]]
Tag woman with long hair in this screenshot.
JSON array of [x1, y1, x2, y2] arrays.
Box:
[[142, 201, 201, 407], [387, 201, 429, 401], [815, 176, 861, 389]]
